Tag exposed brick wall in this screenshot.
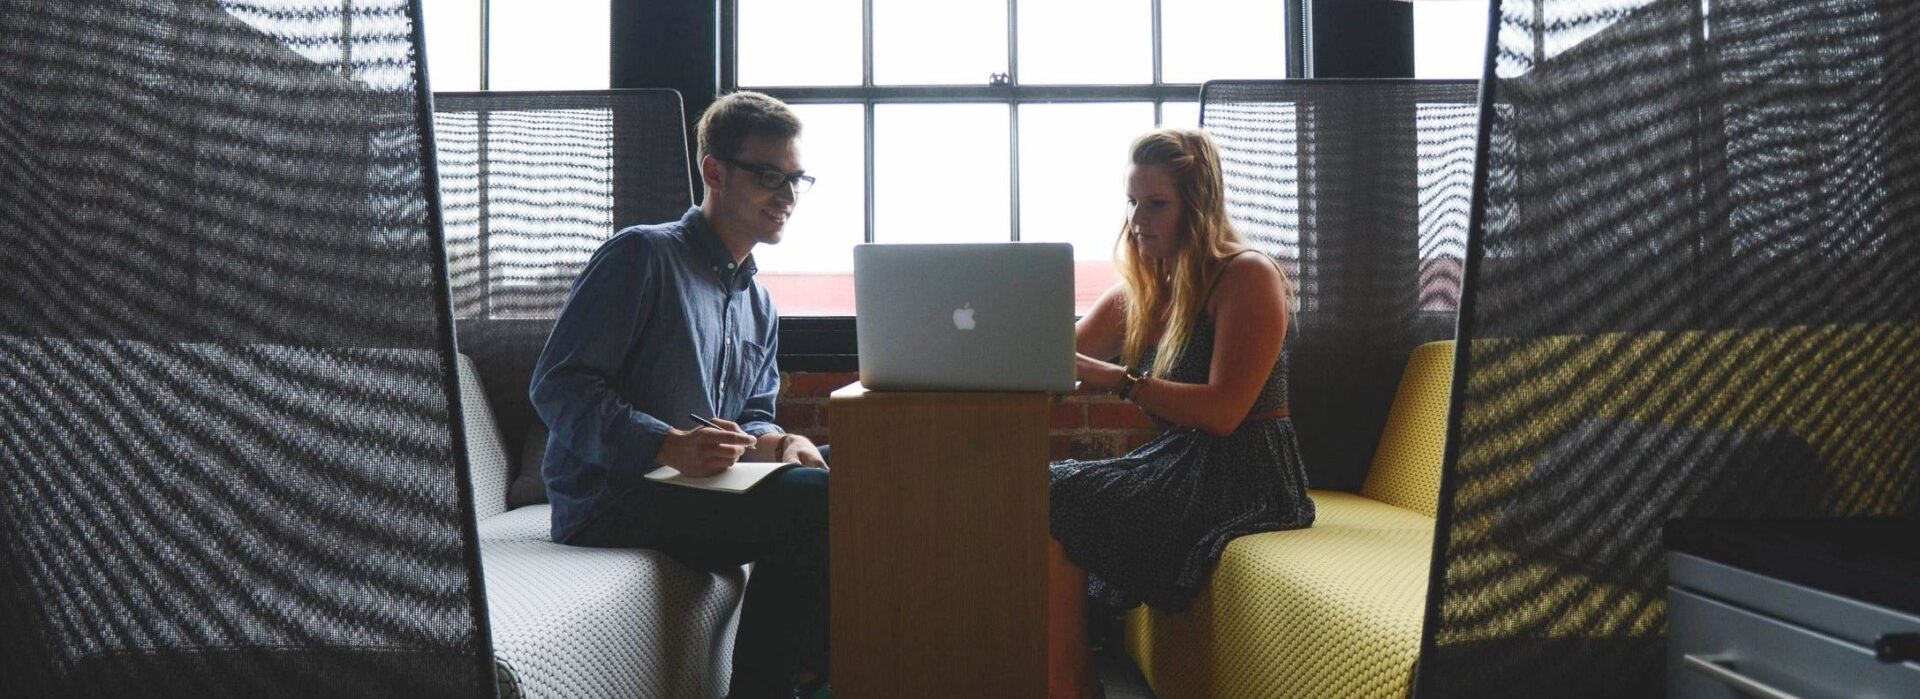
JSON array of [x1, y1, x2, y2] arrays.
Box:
[[1047, 385, 1165, 461], [774, 371, 1163, 462], [774, 371, 854, 446]]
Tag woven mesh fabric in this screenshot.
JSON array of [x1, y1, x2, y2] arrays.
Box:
[[459, 353, 747, 697], [480, 539, 745, 699], [459, 354, 512, 521], [1200, 80, 1479, 492], [1126, 491, 1433, 699], [1424, 1, 1920, 696], [1363, 341, 1455, 518], [0, 1, 493, 696], [475, 505, 554, 543], [432, 90, 694, 510]]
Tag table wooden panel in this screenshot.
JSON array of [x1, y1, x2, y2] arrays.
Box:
[[829, 383, 1049, 698]]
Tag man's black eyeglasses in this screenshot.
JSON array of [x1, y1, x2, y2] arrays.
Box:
[[717, 157, 815, 193]]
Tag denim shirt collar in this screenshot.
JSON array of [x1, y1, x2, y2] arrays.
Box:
[[681, 206, 758, 289]]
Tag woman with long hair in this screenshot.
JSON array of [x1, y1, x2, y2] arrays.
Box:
[[1048, 129, 1315, 698]]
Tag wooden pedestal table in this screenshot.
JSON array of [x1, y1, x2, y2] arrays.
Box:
[[828, 383, 1049, 698]]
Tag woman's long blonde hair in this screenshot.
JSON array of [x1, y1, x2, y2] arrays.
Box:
[[1117, 128, 1278, 376]]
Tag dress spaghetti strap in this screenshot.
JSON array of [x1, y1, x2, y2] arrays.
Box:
[[1203, 249, 1269, 304]]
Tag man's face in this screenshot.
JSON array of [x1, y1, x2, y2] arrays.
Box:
[[710, 133, 803, 247]]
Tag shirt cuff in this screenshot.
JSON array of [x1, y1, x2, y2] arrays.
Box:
[[626, 411, 675, 470], [741, 421, 783, 439]]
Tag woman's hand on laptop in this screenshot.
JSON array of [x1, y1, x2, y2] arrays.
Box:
[[1075, 353, 1125, 393], [657, 422, 755, 477]]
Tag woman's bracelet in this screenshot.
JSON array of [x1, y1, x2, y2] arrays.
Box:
[[1115, 367, 1146, 401]]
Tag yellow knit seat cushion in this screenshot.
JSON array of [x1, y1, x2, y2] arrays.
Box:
[[1125, 491, 1434, 699], [1124, 342, 1454, 698]]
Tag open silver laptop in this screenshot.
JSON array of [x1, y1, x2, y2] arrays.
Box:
[[854, 242, 1076, 392]]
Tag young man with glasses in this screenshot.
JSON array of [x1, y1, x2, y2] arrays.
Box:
[[530, 90, 829, 699]]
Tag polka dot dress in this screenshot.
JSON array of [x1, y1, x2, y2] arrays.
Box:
[[1050, 279, 1315, 612]]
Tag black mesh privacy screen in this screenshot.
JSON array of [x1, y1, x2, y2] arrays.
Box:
[[0, 1, 494, 696], [1420, 1, 1920, 696], [1201, 80, 1479, 492], [433, 89, 693, 507]]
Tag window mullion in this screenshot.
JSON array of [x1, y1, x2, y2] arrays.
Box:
[[1006, 0, 1018, 85], [864, 100, 876, 244], [1150, 0, 1162, 86], [1009, 103, 1020, 242], [720, 0, 737, 89], [863, 0, 875, 244], [862, 0, 874, 89], [479, 0, 490, 90], [1007, 0, 1019, 243]]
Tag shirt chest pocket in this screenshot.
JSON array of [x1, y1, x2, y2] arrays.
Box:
[[733, 338, 771, 399]]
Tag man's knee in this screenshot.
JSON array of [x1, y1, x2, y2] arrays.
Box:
[[761, 466, 828, 529]]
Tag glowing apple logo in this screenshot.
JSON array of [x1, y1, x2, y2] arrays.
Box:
[[952, 302, 977, 330]]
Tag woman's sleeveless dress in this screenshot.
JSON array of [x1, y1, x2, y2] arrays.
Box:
[[1048, 261, 1315, 611]]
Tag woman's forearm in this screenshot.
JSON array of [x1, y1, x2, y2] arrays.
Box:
[[1129, 377, 1248, 436], [1081, 354, 1248, 435]]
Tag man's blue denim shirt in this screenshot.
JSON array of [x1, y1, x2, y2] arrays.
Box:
[[530, 207, 783, 543]]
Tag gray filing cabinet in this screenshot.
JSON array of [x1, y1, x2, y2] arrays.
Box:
[[1666, 519, 1920, 699]]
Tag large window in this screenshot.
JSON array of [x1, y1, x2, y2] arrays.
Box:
[[729, 0, 1296, 316], [1415, 0, 1491, 80], [421, 0, 609, 91]]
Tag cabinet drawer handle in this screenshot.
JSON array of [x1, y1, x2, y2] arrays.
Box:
[[1682, 654, 1804, 699], [1877, 632, 1920, 664]]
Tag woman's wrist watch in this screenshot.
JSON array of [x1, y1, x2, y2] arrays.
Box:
[[1115, 366, 1146, 401]]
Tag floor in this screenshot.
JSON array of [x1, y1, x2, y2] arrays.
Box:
[[805, 655, 1150, 699], [1095, 648, 1157, 699], [1090, 608, 1157, 699]]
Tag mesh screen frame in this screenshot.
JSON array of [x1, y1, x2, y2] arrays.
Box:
[[0, 1, 497, 695], [1418, 2, 1920, 697]]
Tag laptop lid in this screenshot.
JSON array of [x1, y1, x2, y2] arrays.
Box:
[[854, 242, 1076, 392]]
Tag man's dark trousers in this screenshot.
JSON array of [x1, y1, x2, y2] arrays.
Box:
[[571, 462, 829, 699]]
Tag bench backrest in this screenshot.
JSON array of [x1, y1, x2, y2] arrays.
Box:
[[458, 353, 513, 521], [1361, 340, 1455, 518], [1200, 79, 1477, 493], [433, 89, 694, 510]]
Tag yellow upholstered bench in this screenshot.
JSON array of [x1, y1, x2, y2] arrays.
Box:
[[1124, 340, 1454, 699]]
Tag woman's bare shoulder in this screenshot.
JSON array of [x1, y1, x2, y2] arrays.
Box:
[[1215, 251, 1284, 299]]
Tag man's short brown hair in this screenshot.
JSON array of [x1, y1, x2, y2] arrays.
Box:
[[696, 91, 802, 163]]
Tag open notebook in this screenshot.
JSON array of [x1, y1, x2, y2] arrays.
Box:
[[644, 462, 798, 494]]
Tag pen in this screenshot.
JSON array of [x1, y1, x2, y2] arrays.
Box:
[[688, 414, 727, 431]]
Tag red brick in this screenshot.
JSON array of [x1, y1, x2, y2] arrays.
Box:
[[1063, 382, 1115, 398], [1049, 434, 1123, 462], [1088, 403, 1158, 429], [784, 372, 858, 398], [816, 402, 829, 428], [1050, 403, 1085, 430], [774, 403, 817, 431]]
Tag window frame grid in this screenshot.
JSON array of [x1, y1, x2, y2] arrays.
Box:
[[723, 0, 1305, 250]]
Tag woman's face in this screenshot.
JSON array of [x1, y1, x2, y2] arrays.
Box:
[[1126, 164, 1183, 261]]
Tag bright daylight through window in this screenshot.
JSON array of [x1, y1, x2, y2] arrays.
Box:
[[735, 0, 1285, 316], [420, 0, 610, 91]]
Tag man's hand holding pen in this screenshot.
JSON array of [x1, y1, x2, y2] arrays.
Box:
[[657, 415, 756, 477]]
